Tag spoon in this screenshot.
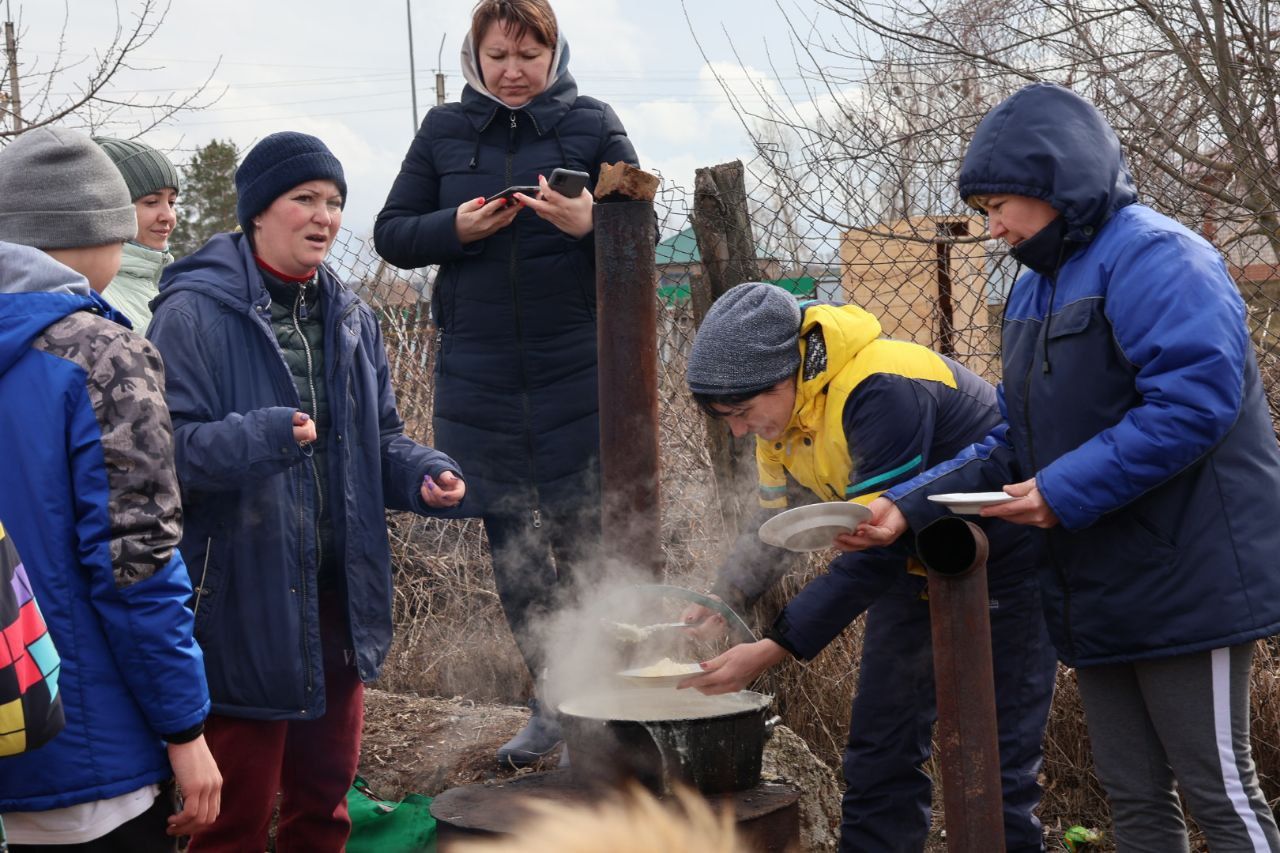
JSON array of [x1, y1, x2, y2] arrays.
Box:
[[608, 621, 696, 642]]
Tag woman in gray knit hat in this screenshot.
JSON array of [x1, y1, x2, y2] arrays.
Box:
[[680, 282, 1056, 853], [93, 137, 182, 332]]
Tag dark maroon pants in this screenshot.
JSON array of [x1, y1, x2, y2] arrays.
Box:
[[187, 599, 364, 853]]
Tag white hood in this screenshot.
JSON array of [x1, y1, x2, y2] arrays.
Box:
[[460, 27, 570, 109]]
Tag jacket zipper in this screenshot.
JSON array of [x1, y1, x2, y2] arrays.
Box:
[[330, 301, 361, 566], [291, 281, 322, 701], [1022, 273, 1073, 656], [293, 284, 324, 572], [506, 110, 544, 529], [193, 536, 212, 617]]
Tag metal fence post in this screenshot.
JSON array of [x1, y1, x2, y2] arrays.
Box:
[[916, 515, 1006, 852], [595, 200, 661, 577]]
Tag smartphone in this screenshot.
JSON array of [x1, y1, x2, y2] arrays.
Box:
[[547, 167, 590, 198], [484, 185, 539, 205]]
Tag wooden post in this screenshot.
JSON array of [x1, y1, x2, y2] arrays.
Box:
[[690, 160, 760, 534]]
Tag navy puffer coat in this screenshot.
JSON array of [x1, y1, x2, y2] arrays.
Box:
[[373, 36, 638, 518], [888, 83, 1280, 666]]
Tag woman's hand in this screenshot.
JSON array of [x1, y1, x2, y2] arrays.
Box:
[[982, 478, 1060, 528], [421, 470, 466, 508], [677, 639, 789, 695], [834, 497, 907, 551], [455, 196, 521, 244], [292, 411, 317, 446], [514, 174, 594, 239]]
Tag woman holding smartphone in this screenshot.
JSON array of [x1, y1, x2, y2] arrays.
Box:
[[374, 0, 639, 768]]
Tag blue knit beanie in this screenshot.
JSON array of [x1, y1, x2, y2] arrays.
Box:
[[234, 132, 347, 233], [687, 282, 803, 396]]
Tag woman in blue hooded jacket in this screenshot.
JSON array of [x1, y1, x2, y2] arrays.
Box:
[[373, 0, 639, 766], [851, 83, 1280, 851]]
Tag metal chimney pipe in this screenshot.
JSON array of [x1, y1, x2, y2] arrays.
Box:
[[594, 200, 661, 577], [915, 516, 1006, 852]]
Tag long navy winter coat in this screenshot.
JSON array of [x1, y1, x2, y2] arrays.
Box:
[[373, 39, 638, 518], [888, 83, 1280, 666], [149, 233, 459, 719]]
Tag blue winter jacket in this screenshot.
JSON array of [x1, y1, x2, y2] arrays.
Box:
[[888, 83, 1280, 665], [373, 36, 638, 518], [0, 243, 209, 811], [149, 233, 460, 719]]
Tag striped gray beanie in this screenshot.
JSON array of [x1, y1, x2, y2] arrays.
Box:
[[93, 137, 182, 201], [687, 282, 802, 396]]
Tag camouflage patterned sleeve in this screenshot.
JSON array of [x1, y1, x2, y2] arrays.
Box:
[[91, 332, 182, 588], [37, 314, 182, 588]]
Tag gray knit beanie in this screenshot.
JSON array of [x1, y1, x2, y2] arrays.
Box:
[[687, 282, 803, 396], [0, 127, 136, 250], [93, 137, 182, 201]]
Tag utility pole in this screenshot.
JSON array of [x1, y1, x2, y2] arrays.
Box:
[[405, 0, 419, 132], [435, 34, 446, 106], [4, 1, 21, 132]]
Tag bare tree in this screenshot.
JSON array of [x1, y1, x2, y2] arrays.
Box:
[[0, 0, 220, 142], [687, 0, 1280, 413], [697, 0, 1280, 255]]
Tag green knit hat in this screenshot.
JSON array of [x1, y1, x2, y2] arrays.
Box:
[[92, 137, 182, 201]]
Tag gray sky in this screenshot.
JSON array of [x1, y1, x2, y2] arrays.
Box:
[[11, 1, 824, 239]]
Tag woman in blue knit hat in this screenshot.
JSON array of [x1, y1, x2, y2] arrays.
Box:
[[147, 131, 467, 851]]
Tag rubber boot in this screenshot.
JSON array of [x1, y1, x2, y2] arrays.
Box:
[[496, 699, 563, 768]]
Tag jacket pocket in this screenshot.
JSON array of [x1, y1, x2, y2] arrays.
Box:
[[1045, 297, 1099, 340]]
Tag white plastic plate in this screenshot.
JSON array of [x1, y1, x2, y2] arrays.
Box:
[[757, 502, 873, 552], [618, 661, 705, 688], [926, 492, 1016, 515]]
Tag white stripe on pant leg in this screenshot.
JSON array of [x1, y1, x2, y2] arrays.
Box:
[[1211, 646, 1271, 851]]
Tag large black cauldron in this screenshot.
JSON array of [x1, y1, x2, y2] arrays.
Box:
[[557, 688, 778, 794]]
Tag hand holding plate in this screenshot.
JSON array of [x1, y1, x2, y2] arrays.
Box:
[[677, 639, 789, 696], [979, 479, 1060, 528], [834, 497, 907, 551]]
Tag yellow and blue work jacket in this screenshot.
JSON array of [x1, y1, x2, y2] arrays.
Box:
[[712, 301, 1041, 659], [755, 302, 989, 511]]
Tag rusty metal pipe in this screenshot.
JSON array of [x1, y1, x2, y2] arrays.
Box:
[[915, 516, 1005, 852], [594, 201, 661, 577]]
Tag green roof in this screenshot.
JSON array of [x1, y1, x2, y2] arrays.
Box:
[[657, 278, 811, 305], [656, 228, 701, 264], [655, 226, 776, 265]]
